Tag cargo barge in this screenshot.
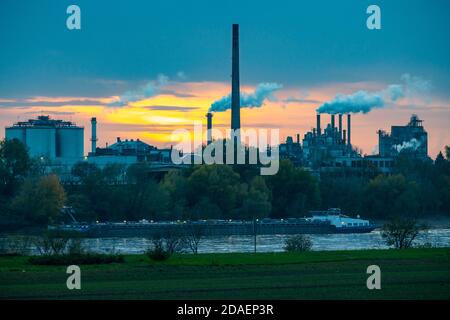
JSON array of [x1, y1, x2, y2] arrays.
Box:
[[49, 208, 376, 237]]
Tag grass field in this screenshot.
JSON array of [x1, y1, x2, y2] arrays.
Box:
[[0, 248, 449, 300]]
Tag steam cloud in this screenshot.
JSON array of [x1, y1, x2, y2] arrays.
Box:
[[108, 74, 169, 107], [316, 74, 430, 114], [209, 83, 283, 112], [392, 138, 421, 153]]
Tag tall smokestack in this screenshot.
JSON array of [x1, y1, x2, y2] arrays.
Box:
[[343, 129, 346, 145], [331, 114, 335, 142], [231, 24, 240, 132], [347, 114, 351, 146], [296, 133, 300, 144], [316, 114, 321, 136], [338, 114, 343, 142], [206, 112, 213, 145], [91, 117, 97, 153]]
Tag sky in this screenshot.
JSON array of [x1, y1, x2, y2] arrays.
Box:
[[0, 0, 449, 157]]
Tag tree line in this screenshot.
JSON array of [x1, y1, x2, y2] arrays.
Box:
[[1, 138, 449, 227]]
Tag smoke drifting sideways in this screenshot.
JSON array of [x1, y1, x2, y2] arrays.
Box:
[[392, 138, 422, 153], [209, 83, 283, 112], [316, 74, 431, 114], [108, 74, 169, 107]]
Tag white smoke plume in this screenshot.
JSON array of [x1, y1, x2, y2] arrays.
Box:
[[108, 74, 169, 107], [209, 83, 283, 112], [392, 138, 421, 153], [316, 74, 430, 114]]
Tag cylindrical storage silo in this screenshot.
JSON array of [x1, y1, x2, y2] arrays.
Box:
[[57, 127, 84, 159], [25, 127, 56, 158], [5, 127, 26, 144]]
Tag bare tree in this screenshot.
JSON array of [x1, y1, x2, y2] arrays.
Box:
[[161, 229, 186, 254], [381, 217, 427, 249], [183, 224, 205, 254], [146, 229, 186, 261]]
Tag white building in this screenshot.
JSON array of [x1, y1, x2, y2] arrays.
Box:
[[5, 115, 84, 163]]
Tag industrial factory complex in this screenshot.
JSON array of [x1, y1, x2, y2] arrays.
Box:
[[4, 24, 431, 180], [279, 113, 429, 174]]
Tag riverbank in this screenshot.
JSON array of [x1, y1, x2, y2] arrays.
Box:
[[1, 248, 449, 299]]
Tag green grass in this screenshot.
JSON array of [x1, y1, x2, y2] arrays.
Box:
[[0, 248, 449, 300]]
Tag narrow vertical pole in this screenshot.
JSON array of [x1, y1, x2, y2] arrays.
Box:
[[253, 217, 257, 253]]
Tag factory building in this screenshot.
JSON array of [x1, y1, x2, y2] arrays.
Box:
[[299, 113, 357, 167], [5, 115, 84, 162], [279, 113, 358, 168], [377, 114, 428, 159], [87, 118, 176, 168], [279, 134, 302, 166], [279, 114, 430, 176]]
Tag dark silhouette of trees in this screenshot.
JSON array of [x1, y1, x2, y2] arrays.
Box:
[[267, 160, 320, 218], [0, 138, 32, 197], [11, 174, 66, 224]]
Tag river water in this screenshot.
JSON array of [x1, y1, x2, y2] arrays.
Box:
[[2, 229, 449, 254]]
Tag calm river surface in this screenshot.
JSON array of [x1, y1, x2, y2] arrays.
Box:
[[2, 229, 449, 254]]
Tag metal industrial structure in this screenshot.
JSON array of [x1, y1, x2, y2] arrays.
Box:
[[279, 113, 357, 168], [231, 24, 241, 134], [91, 117, 97, 153], [377, 114, 428, 160], [88, 136, 175, 168], [206, 112, 213, 145], [279, 113, 429, 174], [5, 115, 84, 162]]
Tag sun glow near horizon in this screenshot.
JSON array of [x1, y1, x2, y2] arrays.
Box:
[[0, 80, 448, 157]]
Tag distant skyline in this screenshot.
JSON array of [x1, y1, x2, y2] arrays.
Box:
[[0, 0, 449, 157]]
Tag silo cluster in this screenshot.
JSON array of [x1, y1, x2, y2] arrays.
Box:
[[5, 115, 84, 160]]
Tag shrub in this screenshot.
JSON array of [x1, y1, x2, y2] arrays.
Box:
[[284, 235, 313, 252], [67, 238, 85, 255], [28, 253, 124, 265], [146, 238, 171, 261], [381, 217, 427, 249], [33, 231, 85, 255]]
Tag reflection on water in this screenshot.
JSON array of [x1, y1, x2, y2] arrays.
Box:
[[2, 229, 449, 255]]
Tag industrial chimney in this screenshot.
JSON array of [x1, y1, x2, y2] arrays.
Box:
[[316, 114, 321, 136], [231, 24, 241, 132], [206, 112, 213, 145], [331, 114, 335, 142], [347, 114, 351, 146], [91, 117, 97, 153], [338, 114, 343, 142]]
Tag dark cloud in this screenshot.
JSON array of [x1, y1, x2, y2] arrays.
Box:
[[159, 89, 198, 98], [22, 110, 78, 116], [143, 105, 200, 112], [0, 99, 107, 108], [283, 97, 322, 104]]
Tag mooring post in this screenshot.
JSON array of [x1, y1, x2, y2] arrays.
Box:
[[253, 217, 257, 253]]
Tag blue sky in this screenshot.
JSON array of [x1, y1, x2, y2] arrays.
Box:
[[0, 0, 449, 98], [0, 0, 449, 156]]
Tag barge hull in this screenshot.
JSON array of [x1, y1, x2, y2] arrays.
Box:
[[83, 223, 363, 238]]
